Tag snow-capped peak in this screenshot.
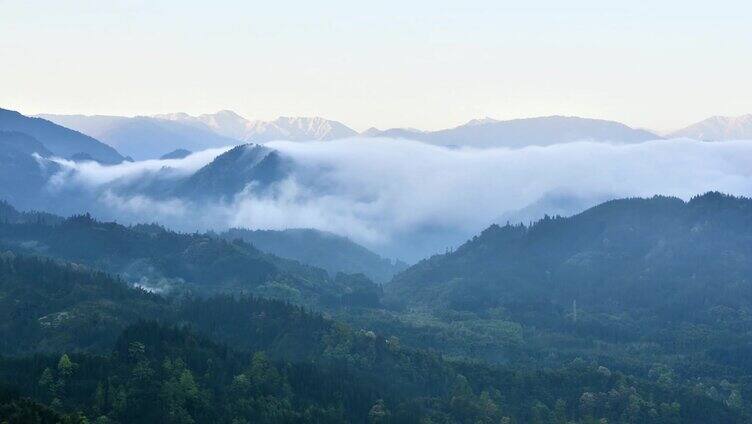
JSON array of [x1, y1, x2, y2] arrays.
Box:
[[669, 114, 752, 141], [154, 111, 358, 142]]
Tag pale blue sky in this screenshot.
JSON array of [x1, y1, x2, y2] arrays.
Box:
[[1, 0, 751, 131]]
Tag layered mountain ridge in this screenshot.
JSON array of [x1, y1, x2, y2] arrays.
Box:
[[0, 108, 124, 163], [364, 115, 661, 147]]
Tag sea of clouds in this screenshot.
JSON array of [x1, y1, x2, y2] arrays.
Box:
[[45, 137, 752, 261]]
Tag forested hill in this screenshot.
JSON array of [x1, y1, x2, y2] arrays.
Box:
[[0, 251, 740, 422], [1, 194, 751, 421], [0, 251, 341, 359], [174, 144, 289, 200], [0, 207, 380, 308], [371, 192, 752, 419], [222, 227, 408, 284], [0, 252, 165, 354], [0, 199, 63, 225], [386, 192, 752, 314]]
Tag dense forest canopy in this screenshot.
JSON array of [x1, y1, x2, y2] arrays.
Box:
[[0, 204, 383, 309], [388, 192, 752, 311], [1, 192, 752, 423], [0, 251, 739, 423]]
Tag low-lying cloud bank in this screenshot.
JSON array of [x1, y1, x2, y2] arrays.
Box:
[[46, 137, 752, 261], [47, 146, 231, 188]]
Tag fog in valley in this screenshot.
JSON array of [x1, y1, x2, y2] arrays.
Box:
[[42, 136, 752, 261]]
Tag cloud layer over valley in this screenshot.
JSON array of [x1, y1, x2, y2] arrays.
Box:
[[43, 137, 752, 261]]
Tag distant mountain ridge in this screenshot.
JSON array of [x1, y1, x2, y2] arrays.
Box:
[[159, 148, 192, 160], [668, 114, 752, 141], [159, 112, 666, 147], [364, 115, 661, 147], [153, 110, 253, 140], [156, 110, 358, 143], [0, 108, 124, 163], [36, 107, 752, 156], [38, 113, 240, 160], [0, 131, 60, 209], [41, 108, 668, 154], [247, 116, 359, 142]]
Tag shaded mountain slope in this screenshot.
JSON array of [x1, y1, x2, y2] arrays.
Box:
[[0, 252, 165, 354], [0, 209, 371, 307], [39, 113, 240, 160], [0, 131, 61, 210], [387, 192, 752, 314], [174, 144, 290, 200], [222, 227, 407, 283], [0, 108, 124, 163]]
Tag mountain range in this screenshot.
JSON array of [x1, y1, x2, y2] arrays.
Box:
[[162, 112, 668, 147], [186, 111, 752, 144], [0, 203, 384, 309], [157, 110, 359, 143], [376, 192, 752, 379], [386, 192, 752, 312], [668, 114, 752, 141], [34, 107, 752, 164], [38, 113, 240, 160], [1, 192, 750, 422], [0, 198, 401, 285], [3, 104, 752, 422], [364, 115, 662, 147], [0, 108, 124, 163], [6, 106, 752, 261], [40, 111, 359, 159], [36, 110, 690, 162]]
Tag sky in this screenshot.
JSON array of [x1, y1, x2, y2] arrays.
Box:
[[1, 0, 751, 132]]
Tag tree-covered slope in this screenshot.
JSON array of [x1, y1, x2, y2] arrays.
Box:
[[0, 299, 739, 423], [222, 227, 407, 283], [216, 192, 752, 422], [387, 192, 752, 316], [1, 193, 752, 422], [0, 252, 165, 354], [0, 205, 747, 421], [174, 144, 290, 200], [377, 192, 752, 416], [0, 210, 373, 308], [0, 249, 340, 358]]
